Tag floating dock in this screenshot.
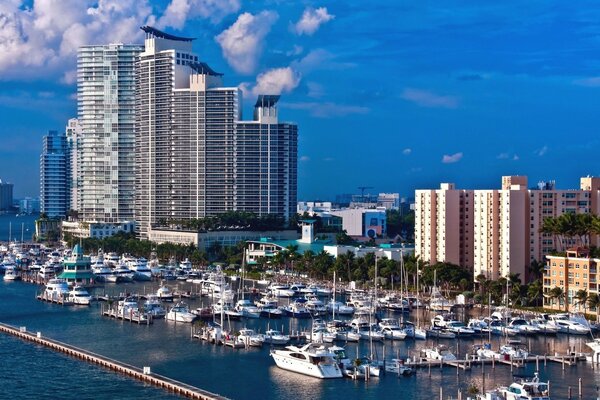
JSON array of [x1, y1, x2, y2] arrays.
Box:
[[102, 308, 153, 325], [0, 322, 229, 400], [36, 293, 74, 306]]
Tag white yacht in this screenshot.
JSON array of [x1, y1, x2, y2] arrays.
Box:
[[68, 286, 92, 305], [3, 266, 20, 281], [44, 278, 70, 300], [238, 328, 264, 347], [128, 259, 152, 281], [546, 314, 590, 334], [235, 299, 260, 319], [270, 343, 343, 379], [326, 300, 355, 315], [261, 329, 290, 345], [156, 285, 174, 301], [421, 345, 457, 361], [267, 284, 296, 298], [166, 302, 196, 323], [144, 295, 166, 318], [478, 373, 550, 400], [508, 318, 540, 335]]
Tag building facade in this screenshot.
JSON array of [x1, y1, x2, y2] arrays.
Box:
[[0, 179, 13, 211], [40, 130, 70, 217], [65, 118, 82, 213], [415, 176, 600, 281], [135, 27, 297, 239], [77, 43, 143, 223], [544, 248, 598, 312]]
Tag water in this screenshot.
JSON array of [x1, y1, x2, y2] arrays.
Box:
[[1, 279, 600, 399], [0, 213, 38, 242]]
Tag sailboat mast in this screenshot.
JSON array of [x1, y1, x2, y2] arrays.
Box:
[[332, 270, 336, 320]]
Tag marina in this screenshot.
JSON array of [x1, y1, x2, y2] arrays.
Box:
[[3, 276, 600, 399]]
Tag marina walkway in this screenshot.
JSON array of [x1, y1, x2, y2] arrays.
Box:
[[0, 322, 229, 400]]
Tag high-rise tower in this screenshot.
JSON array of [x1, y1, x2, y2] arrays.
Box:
[[135, 27, 297, 238], [77, 43, 143, 223]]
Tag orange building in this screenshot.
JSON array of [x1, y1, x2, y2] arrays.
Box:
[[544, 248, 599, 311]]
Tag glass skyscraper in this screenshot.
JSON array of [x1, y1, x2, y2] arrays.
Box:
[[40, 130, 69, 217]]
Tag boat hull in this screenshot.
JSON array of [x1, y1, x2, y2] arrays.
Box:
[[270, 353, 342, 379]]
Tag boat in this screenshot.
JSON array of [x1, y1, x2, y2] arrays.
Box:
[[261, 329, 290, 345], [68, 286, 92, 305], [213, 298, 243, 321], [267, 284, 296, 298], [143, 295, 166, 318], [270, 343, 343, 379], [156, 285, 174, 301], [426, 327, 456, 339], [378, 319, 408, 340], [326, 300, 355, 315], [166, 302, 197, 323], [529, 317, 559, 335], [477, 373, 550, 400], [344, 356, 382, 377], [281, 300, 312, 319], [384, 358, 414, 376], [508, 317, 540, 335], [499, 344, 529, 360], [420, 345, 457, 361], [235, 299, 260, 319], [238, 328, 264, 347], [128, 260, 152, 281], [44, 278, 70, 301], [545, 314, 590, 335], [3, 265, 20, 281]]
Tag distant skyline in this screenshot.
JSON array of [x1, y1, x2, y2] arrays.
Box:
[[1, 1, 599, 199]]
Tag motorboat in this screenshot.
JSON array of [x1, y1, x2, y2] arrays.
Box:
[[156, 285, 174, 301], [381, 325, 408, 340], [305, 326, 336, 344], [426, 327, 456, 339], [144, 295, 166, 318], [344, 356, 383, 378], [444, 320, 475, 336], [545, 314, 590, 335], [499, 344, 529, 360], [421, 345, 457, 361], [166, 302, 196, 323], [213, 299, 243, 321], [326, 300, 355, 315], [3, 266, 20, 281], [113, 265, 134, 282], [508, 318, 540, 335], [529, 317, 559, 335], [356, 325, 385, 341], [117, 297, 149, 323], [68, 286, 92, 305], [384, 358, 414, 376], [235, 299, 260, 319], [270, 343, 343, 379], [238, 328, 264, 347], [267, 284, 296, 298], [477, 373, 550, 400], [326, 321, 360, 342], [128, 260, 152, 281], [281, 300, 312, 319], [487, 319, 519, 336], [44, 278, 70, 301], [261, 329, 290, 345]]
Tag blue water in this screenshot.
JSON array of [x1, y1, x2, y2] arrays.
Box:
[[0, 213, 38, 242], [1, 280, 600, 399]]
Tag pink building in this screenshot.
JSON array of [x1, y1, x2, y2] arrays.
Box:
[[416, 176, 600, 281]]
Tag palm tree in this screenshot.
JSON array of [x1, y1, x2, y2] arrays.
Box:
[[547, 286, 565, 311], [573, 289, 589, 314], [588, 293, 600, 322], [527, 280, 543, 307]]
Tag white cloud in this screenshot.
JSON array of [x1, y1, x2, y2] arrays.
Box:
[[285, 45, 303, 57], [442, 152, 463, 163], [535, 145, 548, 156], [293, 7, 334, 36], [282, 101, 369, 118], [157, 0, 240, 29], [0, 0, 156, 80], [291, 49, 354, 74], [299, 155, 310, 162], [215, 11, 278, 75], [497, 152, 519, 161], [402, 148, 412, 155], [401, 88, 459, 109], [252, 67, 300, 96]]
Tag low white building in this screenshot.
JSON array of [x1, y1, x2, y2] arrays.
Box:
[[62, 220, 135, 239]]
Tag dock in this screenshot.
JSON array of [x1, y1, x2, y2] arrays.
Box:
[[101, 305, 153, 325], [0, 322, 229, 400], [36, 293, 73, 306]]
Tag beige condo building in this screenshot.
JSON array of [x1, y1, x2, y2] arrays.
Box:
[[416, 176, 600, 281]]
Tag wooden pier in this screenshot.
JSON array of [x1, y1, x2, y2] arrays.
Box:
[[102, 308, 153, 325], [0, 322, 229, 400], [36, 293, 74, 306]]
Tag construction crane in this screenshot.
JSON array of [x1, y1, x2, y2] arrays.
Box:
[[357, 186, 374, 203]]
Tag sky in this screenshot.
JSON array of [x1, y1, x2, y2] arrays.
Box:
[[1, 1, 600, 200]]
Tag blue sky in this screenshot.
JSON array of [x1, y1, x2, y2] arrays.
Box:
[[1, 1, 600, 199]]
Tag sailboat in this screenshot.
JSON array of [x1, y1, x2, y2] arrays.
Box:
[[413, 257, 426, 340]]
